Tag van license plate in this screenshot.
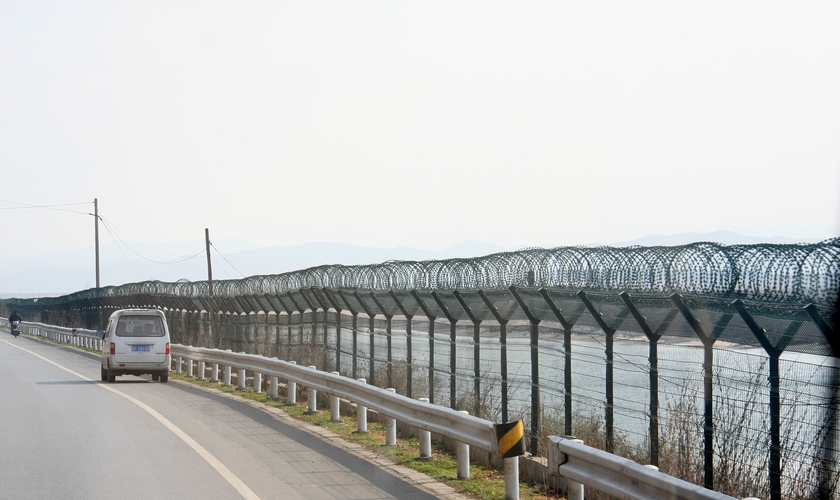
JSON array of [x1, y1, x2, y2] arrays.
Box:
[[131, 345, 151, 352]]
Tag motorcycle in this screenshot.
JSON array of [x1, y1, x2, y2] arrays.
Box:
[[11, 320, 20, 338]]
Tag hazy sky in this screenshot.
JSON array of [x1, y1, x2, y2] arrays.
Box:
[[2, 1, 839, 260]]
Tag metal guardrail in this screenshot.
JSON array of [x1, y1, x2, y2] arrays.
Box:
[[548, 436, 751, 500], [171, 344, 498, 452], [1, 319, 102, 350]]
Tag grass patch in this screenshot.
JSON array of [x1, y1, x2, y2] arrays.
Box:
[[170, 372, 557, 500]]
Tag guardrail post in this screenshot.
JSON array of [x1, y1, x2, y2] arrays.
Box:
[[457, 410, 470, 479], [384, 388, 397, 445], [238, 368, 246, 391], [356, 378, 367, 433], [504, 457, 519, 500], [550, 436, 584, 500], [176, 356, 183, 374], [270, 375, 278, 399], [287, 361, 297, 404], [254, 372, 262, 393], [418, 398, 432, 459], [212, 363, 219, 382], [198, 361, 205, 380], [224, 365, 232, 386], [305, 365, 317, 414], [330, 371, 341, 422], [187, 358, 194, 377]]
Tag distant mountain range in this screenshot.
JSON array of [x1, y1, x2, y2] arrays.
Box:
[[1, 229, 836, 297]]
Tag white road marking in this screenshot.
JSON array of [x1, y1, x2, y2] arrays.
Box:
[[1, 338, 261, 500]]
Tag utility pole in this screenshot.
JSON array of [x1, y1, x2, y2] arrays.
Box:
[[205, 228, 213, 295], [94, 198, 100, 288]]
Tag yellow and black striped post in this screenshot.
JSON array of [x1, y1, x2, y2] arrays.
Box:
[[495, 420, 526, 458]]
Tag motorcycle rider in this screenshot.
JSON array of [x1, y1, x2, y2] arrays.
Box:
[[9, 310, 22, 336]]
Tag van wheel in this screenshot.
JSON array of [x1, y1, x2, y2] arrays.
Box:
[[151, 373, 160, 381], [107, 369, 116, 383], [100, 366, 107, 382], [160, 371, 169, 383]]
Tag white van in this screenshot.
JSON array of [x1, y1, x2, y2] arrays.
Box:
[[98, 309, 171, 383]]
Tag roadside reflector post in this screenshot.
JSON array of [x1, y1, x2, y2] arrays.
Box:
[[287, 361, 297, 404], [198, 361, 205, 381], [418, 398, 432, 459], [495, 420, 526, 500], [212, 363, 219, 382], [384, 388, 397, 446], [176, 356, 183, 374], [355, 378, 367, 433], [223, 365, 232, 386], [254, 372, 262, 393], [457, 410, 470, 479], [270, 375, 278, 399], [305, 366, 317, 414], [330, 372, 341, 422], [238, 368, 246, 391]]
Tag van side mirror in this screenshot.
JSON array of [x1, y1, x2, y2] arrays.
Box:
[[96, 330, 105, 339]]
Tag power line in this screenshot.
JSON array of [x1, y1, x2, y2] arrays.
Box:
[[210, 241, 246, 279], [97, 211, 206, 264], [0, 198, 91, 216], [98, 217, 142, 281], [98, 216, 205, 266]]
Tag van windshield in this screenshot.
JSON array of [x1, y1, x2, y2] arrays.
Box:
[[115, 315, 165, 337]]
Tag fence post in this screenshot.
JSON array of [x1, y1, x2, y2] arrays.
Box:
[[672, 294, 731, 490], [620, 292, 677, 467], [368, 292, 394, 390], [805, 303, 840, 498], [577, 291, 625, 454], [391, 292, 414, 399], [539, 289, 576, 436], [480, 290, 510, 423], [733, 299, 802, 500], [509, 286, 541, 455], [453, 290, 482, 417], [431, 292, 459, 409], [411, 291, 437, 405]]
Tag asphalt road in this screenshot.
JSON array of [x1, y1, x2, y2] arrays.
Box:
[[0, 332, 444, 500]]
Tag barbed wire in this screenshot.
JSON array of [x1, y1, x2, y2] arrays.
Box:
[[30, 238, 840, 308]]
